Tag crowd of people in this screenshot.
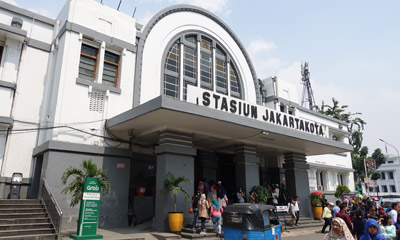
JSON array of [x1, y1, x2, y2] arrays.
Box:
[[322, 197, 400, 240], [189, 180, 291, 236], [190, 180, 228, 237]]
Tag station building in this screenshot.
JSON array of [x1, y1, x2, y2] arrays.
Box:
[[0, 0, 352, 231]]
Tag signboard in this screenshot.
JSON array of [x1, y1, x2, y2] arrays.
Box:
[[366, 160, 375, 169], [275, 205, 288, 212], [70, 178, 103, 240], [187, 86, 328, 138]]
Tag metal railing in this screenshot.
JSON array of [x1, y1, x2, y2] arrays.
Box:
[[41, 178, 63, 239]]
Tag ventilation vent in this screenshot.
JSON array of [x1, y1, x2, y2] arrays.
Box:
[[89, 91, 104, 112]]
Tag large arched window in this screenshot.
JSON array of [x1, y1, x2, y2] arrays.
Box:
[[163, 33, 243, 100]]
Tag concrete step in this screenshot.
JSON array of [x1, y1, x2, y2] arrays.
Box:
[[0, 223, 53, 231], [0, 233, 57, 239], [0, 200, 41, 205], [0, 213, 47, 219], [0, 204, 43, 209], [0, 228, 54, 237], [181, 230, 219, 239], [0, 218, 50, 225], [0, 208, 46, 214]]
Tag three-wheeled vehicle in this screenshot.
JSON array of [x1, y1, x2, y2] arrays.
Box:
[[221, 203, 281, 240]]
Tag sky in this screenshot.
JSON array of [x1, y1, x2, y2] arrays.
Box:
[[5, 0, 400, 156]]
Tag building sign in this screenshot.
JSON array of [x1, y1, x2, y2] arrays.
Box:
[[70, 178, 103, 240], [187, 87, 328, 138]]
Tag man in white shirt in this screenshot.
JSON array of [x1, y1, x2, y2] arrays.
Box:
[[333, 200, 341, 218], [293, 196, 300, 226], [388, 203, 398, 225]]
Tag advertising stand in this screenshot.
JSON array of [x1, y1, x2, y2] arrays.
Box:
[[70, 177, 103, 239]]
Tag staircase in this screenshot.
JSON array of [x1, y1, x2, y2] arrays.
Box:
[[180, 219, 220, 240], [0, 199, 57, 239], [282, 216, 323, 231]]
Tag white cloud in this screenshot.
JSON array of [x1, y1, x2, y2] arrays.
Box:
[[137, 10, 156, 26], [172, 0, 229, 13], [248, 39, 277, 57], [2, 0, 17, 6]]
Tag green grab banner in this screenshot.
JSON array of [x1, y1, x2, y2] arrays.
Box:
[[70, 177, 103, 240]]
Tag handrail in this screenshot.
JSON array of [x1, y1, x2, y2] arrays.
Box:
[[41, 178, 63, 239]]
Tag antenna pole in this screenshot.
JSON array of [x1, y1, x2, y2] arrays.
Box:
[[117, 0, 122, 11], [301, 62, 316, 110]]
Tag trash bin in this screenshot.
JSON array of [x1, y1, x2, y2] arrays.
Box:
[[10, 172, 23, 199]]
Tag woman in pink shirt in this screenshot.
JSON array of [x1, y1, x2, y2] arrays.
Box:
[[210, 198, 224, 235]]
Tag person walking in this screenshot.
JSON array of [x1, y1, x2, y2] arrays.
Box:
[[217, 181, 228, 209], [337, 203, 354, 232], [236, 188, 245, 203], [325, 217, 355, 240], [389, 203, 398, 225], [191, 191, 200, 230], [210, 198, 223, 236], [197, 193, 209, 236], [380, 215, 396, 240], [394, 215, 400, 240], [293, 196, 300, 226], [333, 200, 341, 218], [360, 219, 386, 240], [352, 209, 366, 240], [287, 198, 296, 226], [321, 202, 333, 233]]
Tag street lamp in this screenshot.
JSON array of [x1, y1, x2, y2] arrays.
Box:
[[379, 138, 400, 160]]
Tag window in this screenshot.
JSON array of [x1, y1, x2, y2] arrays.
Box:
[[381, 172, 386, 180], [376, 186, 379, 193], [79, 44, 98, 81], [163, 33, 243, 100], [164, 42, 180, 98], [102, 51, 120, 87], [0, 46, 4, 65], [383, 185, 388, 192], [389, 172, 394, 179], [390, 185, 396, 192], [79, 41, 121, 88], [230, 63, 241, 98]]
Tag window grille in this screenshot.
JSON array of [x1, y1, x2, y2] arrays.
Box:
[[230, 63, 241, 98], [89, 91, 105, 112]]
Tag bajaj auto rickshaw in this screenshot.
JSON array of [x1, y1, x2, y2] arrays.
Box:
[[222, 203, 281, 240]]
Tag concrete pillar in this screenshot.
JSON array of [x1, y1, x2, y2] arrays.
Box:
[[152, 130, 196, 232], [234, 145, 260, 201], [283, 152, 311, 217]]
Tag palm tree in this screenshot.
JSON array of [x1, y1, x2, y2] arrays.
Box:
[[159, 172, 191, 212], [61, 159, 110, 207]]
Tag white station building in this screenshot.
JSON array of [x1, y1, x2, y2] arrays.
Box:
[[0, 0, 353, 231]]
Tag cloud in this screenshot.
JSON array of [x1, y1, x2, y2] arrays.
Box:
[[172, 0, 230, 13], [137, 10, 156, 26], [2, 0, 17, 6], [248, 39, 277, 57]]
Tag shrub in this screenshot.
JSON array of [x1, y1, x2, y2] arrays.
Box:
[[310, 191, 325, 207]]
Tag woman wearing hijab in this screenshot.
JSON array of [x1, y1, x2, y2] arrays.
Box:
[[197, 193, 209, 236], [210, 198, 223, 235], [325, 217, 355, 240], [360, 219, 386, 240]]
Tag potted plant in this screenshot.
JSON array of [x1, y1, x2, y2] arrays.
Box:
[[252, 185, 269, 203], [310, 191, 324, 219], [159, 172, 191, 233]]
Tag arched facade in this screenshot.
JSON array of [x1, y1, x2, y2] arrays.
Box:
[[134, 5, 261, 107]]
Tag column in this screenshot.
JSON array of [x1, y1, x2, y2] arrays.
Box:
[[234, 145, 260, 201], [152, 130, 196, 231], [283, 152, 311, 218]]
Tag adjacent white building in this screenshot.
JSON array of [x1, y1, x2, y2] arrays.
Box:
[[0, 0, 353, 231], [376, 155, 400, 195]]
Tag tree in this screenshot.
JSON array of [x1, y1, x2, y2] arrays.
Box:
[[159, 172, 191, 212], [334, 185, 351, 199], [61, 159, 110, 207]]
